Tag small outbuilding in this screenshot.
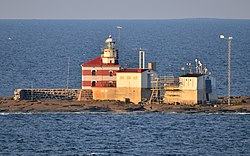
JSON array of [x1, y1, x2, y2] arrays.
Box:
[[164, 73, 218, 105]]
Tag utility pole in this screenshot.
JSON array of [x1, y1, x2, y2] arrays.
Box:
[[31, 82, 33, 101], [220, 35, 233, 105], [116, 26, 122, 42], [66, 57, 70, 89], [227, 38, 232, 105], [202, 74, 205, 105]]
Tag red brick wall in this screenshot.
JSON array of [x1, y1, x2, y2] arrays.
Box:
[[82, 70, 118, 76], [82, 81, 91, 86], [82, 81, 116, 87]]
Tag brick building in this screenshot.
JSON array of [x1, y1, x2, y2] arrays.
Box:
[[81, 35, 121, 89]]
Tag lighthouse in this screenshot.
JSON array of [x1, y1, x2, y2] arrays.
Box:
[[102, 35, 119, 64], [81, 35, 121, 89]]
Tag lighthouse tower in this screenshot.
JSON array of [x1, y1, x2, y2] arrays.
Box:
[[102, 35, 119, 64], [81, 35, 121, 89]]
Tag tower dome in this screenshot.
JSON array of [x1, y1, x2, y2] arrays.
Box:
[[105, 35, 113, 43]]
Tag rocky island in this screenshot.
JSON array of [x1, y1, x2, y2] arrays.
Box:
[[1, 96, 249, 113]]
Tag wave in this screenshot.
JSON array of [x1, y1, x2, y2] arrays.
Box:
[[0, 112, 34, 115], [1, 111, 249, 116]]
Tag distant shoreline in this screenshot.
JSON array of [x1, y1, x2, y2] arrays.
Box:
[[0, 96, 249, 114]]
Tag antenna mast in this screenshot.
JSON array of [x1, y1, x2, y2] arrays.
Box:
[[138, 48, 146, 69], [66, 57, 70, 89], [116, 26, 122, 42]]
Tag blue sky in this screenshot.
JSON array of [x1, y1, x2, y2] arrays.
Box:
[[0, 0, 250, 19]]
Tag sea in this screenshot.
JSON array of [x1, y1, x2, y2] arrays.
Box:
[[0, 19, 250, 155], [0, 19, 250, 96], [0, 112, 250, 155]]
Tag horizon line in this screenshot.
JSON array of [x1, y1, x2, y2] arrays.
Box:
[[0, 17, 250, 20]]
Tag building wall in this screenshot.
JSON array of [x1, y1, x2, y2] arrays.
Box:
[[204, 76, 217, 102], [141, 88, 152, 101], [14, 89, 94, 101], [196, 75, 218, 102], [92, 87, 117, 101], [164, 88, 198, 105], [180, 77, 198, 90], [117, 73, 142, 88], [164, 75, 218, 105], [82, 76, 116, 81], [164, 86, 182, 104], [92, 70, 156, 103], [178, 77, 198, 104], [14, 89, 78, 100], [116, 87, 142, 103], [141, 70, 157, 88], [117, 70, 157, 89], [180, 75, 217, 104], [82, 81, 92, 89], [82, 70, 118, 76], [180, 90, 198, 104], [102, 46, 118, 64], [92, 87, 142, 104], [82, 66, 120, 89]]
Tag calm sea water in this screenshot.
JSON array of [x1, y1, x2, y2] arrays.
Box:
[[0, 112, 250, 155], [0, 19, 250, 96]]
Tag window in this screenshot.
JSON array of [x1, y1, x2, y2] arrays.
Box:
[[133, 76, 138, 80], [120, 76, 124, 79], [109, 71, 113, 77], [109, 81, 113, 87], [91, 81, 96, 86], [127, 76, 131, 79], [92, 70, 96, 76]]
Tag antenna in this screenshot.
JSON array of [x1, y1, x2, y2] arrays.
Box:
[[31, 81, 33, 100], [116, 26, 122, 42], [139, 48, 145, 69], [186, 63, 192, 74], [132, 48, 147, 69], [195, 59, 199, 73], [137, 48, 147, 69], [66, 57, 70, 89], [198, 61, 202, 74], [203, 64, 207, 74]]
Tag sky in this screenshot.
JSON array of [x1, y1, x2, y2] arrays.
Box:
[[0, 0, 250, 19]]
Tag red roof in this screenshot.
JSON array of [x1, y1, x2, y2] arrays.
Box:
[[81, 56, 120, 67], [117, 68, 148, 73]]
